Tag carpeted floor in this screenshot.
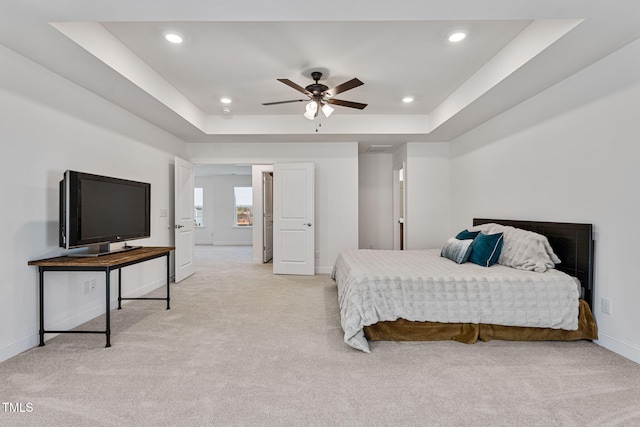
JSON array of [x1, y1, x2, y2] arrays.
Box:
[[1, 246, 640, 426]]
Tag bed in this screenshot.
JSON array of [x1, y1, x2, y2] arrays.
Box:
[[332, 219, 597, 353]]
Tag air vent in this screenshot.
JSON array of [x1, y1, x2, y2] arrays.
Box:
[[366, 144, 394, 153]]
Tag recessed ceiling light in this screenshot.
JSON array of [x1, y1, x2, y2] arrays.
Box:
[[448, 32, 467, 43], [402, 97, 414, 103], [220, 97, 232, 104], [164, 33, 183, 44]]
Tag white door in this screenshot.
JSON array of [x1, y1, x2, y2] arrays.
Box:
[[263, 172, 273, 263], [174, 157, 195, 282], [273, 162, 315, 275]]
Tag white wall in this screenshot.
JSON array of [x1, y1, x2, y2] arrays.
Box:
[[405, 142, 451, 249], [188, 142, 359, 273], [449, 39, 640, 363], [358, 153, 394, 250], [194, 175, 253, 245], [0, 44, 186, 362]]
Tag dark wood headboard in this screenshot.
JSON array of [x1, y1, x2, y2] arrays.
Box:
[[473, 218, 594, 307]]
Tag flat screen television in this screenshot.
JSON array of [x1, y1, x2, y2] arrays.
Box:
[[60, 170, 151, 256]]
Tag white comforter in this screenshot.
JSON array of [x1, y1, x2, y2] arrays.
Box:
[[332, 249, 580, 353]]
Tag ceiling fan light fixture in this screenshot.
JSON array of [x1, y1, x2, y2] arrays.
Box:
[[321, 103, 335, 118], [303, 100, 319, 120], [306, 100, 317, 112]]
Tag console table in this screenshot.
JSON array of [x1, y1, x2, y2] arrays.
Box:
[[28, 246, 174, 347]]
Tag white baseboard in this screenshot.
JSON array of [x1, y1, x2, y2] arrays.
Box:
[[195, 240, 214, 245], [213, 241, 252, 246], [117, 277, 167, 300], [316, 266, 333, 275], [595, 333, 640, 365], [0, 334, 39, 363]]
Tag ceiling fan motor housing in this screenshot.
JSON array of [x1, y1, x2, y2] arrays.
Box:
[[305, 71, 329, 96], [306, 72, 328, 95], [306, 83, 328, 95]]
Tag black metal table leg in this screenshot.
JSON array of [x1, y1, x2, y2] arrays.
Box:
[[105, 268, 111, 347], [117, 268, 122, 309], [39, 267, 45, 346], [166, 253, 171, 310]]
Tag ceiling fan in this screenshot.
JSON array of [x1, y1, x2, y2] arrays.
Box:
[[262, 71, 367, 119]]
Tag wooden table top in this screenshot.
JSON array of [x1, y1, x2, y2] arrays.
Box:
[[28, 246, 174, 267]]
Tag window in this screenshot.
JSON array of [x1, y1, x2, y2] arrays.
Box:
[[194, 187, 204, 227], [234, 186, 253, 227]]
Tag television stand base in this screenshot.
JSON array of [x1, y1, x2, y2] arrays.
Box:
[[68, 244, 142, 258]]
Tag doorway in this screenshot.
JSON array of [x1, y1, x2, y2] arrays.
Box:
[[393, 163, 406, 250], [250, 164, 274, 265], [192, 163, 311, 271], [262, 171, 273, 263], [192, 164, 254, 264]]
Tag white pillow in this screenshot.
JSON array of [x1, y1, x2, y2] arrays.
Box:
[[469, 223, 560, 272], [440, 237, 474, 264]]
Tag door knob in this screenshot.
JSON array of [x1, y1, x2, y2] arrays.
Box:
[[304, 222, 312, 227], [174, 224, 184, 229]]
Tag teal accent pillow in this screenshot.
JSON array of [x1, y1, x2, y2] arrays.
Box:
[[441, 237, 474, 264], [468, 232, 504, 267], [455, 229, 481, 240]]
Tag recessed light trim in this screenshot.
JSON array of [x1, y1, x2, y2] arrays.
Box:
[[164, 33, 184, 44], [402, 96, 414, 103], [448, 31, 467, 43], [220, 97, 232, 104]]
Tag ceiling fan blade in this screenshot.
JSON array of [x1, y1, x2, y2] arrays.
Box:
[[326, 98, 368, 110], [262, 99, 308, 106], [277, 78, 311, 95], [327, 78, 364, 96]]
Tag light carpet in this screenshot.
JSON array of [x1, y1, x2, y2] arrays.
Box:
[[1, 245, 640, 426]]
